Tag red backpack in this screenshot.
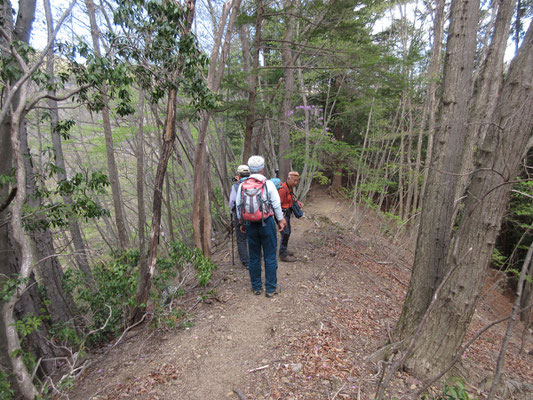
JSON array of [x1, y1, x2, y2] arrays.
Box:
[[240, 177, 273, 222]]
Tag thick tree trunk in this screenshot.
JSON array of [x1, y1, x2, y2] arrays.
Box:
[[86, 0, 129, 250], [418, 0, 446, 208], [2, 79, 39, 399], [455, 0, 516, 203], [403, 22, 533, 378], [395, 0, 480, 339], [0, 1, 58, 395]]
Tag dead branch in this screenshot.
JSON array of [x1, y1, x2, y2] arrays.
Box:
[[233, 388, 248, 400]]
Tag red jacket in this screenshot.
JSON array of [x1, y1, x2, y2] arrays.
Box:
[[278, 182, 295, 209]]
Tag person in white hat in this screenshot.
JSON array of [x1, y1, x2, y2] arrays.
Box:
[[236, 156, 286, 297], [229, 165, 251, 269]]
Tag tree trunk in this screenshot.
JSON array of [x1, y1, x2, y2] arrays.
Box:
[[520, 249, 533, 323], [132, 0, 198, 322], [402, 21, 533, 378], [2, 77, 39, 399], [278, 5, 296, 180], [241, 0, 262, 163], [395, 0, 480, 340], [133, 89, 178, 322], [86, 0, 129, 250], [136, 89, 148, 298], [455, 0, 516, 204], [193, 0, 241, 255], [418, 0, 446, 208], [21, 132, 78, 326]]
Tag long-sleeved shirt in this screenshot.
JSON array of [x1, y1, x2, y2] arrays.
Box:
[[235, 174, 283, 222]]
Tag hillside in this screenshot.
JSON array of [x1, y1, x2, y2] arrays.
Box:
[[68, 187, 533, 400]]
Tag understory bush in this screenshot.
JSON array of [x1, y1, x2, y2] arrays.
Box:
[[422, 379, 477, 400], [63, 241, 217, 341]]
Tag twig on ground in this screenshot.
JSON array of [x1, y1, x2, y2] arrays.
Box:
[[331, 383, 346, 399], [233, 388, 248, 400], [248, 364, 269, 372], [112, 312, 148, 348]]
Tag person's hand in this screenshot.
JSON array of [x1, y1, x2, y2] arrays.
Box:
[[297, 200, 303, 208], [240, 224, 246, 233], [278, 218, 287, 232]]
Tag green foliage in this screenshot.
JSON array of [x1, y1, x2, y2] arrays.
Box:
[[491, 248, 506, 268], [166, 241, 217, 287], [14, 314, 42, 338], [422, 379, 477, 400], [49, 322, 82, 347], [0, 370, 14, 400], [495, 176, 533, 278], [0, 171, 16, 188], [1, 276, 29, 302], [63, 249, 139, 342], [107, 0, 216, 111], [25, 169, 110, 231]]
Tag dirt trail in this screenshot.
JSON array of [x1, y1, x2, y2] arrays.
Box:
[[70, 187, 533, 400]]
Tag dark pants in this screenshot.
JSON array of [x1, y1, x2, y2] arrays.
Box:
[[246, 216, 278, 294], [234, 214, 248, 267], [279, 210, 291, 258]]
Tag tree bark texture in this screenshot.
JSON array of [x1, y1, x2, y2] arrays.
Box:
[[403, 21, 533, 378], [455, 0, 517, 205], [86, 0, 130, 250], [395, 0, 480, 339], [2, 79, 38, 399], [418, 0, 446, 209]]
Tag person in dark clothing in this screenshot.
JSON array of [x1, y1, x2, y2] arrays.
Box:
[[229, 165, 250, 269], [278, 171, 303, 262]]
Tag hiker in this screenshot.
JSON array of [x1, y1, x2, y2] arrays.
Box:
[[278, 171, 303, 262], [229, 165, 251, 269], [236, 155, 287, 297]]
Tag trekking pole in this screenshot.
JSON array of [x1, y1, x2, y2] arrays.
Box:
[[230, 212, 235, 265]]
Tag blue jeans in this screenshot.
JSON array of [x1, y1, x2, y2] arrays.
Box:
[[245, 216, 278, 293], [279, 210, 291, 258]]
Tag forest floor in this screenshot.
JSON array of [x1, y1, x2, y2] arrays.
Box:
[[68, 186, 533, 400]]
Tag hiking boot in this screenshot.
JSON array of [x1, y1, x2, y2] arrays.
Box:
[[253, 288, 262, 295], [280, 255, 298, 262], [242, 263, 249, 270], [287, 250, 295, 256], [265, 285, 281, 298]]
